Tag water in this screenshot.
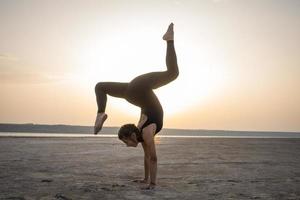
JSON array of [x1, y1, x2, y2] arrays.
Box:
[[0, 131, 300, 138]]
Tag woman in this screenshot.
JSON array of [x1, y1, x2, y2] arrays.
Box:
[[94, 23, 179, 189]]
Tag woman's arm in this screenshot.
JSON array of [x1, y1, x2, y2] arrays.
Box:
[[148, 137, 157, 186], [142, 142, 150, 182], [142, 124, 157, 189]]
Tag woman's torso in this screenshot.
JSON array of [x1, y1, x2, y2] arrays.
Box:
[[125, 78, 164, 136]]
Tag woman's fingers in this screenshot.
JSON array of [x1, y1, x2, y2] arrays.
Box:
[[140, 184, 155, 190], [132, 179, 148, 183]]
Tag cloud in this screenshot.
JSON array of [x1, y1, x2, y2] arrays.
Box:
[[211, 0, 228, 3], [1, 72, 43, 84], [0, 54, 19, 61], [0, 54, 67, 84], [0, 69, 67, 84]]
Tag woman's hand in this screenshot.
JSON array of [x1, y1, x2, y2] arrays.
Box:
[[132, 178, 148, 184], [141, 183, 156, 190]]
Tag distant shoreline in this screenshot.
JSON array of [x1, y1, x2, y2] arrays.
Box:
[[0, 122, 300, 138], [0, 123, 299, 134], [1, 132, 300, 138]]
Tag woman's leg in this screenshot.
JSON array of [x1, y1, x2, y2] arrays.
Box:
[[94, 82, 128, 134], [130, 24, 179, 89], [153, 40, 179, 88], [95, 82, 128, 113]]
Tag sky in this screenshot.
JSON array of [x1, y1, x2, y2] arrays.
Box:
[[0, 0, 299, 132]]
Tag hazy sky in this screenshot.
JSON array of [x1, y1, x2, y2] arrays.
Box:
[[0, 0, 299, 132]]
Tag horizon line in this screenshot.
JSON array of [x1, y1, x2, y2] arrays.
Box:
[[0, 122, 299, 134]]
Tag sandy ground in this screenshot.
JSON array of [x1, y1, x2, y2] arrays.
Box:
[[0, 137, 300, 200]]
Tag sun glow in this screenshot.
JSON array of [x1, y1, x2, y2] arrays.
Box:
[[69, 28, 229, 117], [1, 1, 300, 132]]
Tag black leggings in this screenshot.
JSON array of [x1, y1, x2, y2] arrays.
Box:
[[95, 41, 179, 113]]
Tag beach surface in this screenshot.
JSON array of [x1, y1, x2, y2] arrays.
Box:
[[0, 137, 300, 200]]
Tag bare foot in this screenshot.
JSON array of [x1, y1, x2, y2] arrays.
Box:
[[162, 22, 174, 41], [94, 112, 107, 134]]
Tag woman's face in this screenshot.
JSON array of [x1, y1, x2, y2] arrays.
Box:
[[121, 134, 138, 147]]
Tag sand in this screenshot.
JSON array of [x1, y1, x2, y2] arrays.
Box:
[[0, 137, 300, 200]]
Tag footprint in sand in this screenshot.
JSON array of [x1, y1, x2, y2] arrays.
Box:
[[54, 193, 72, 200], [6, 197, 26, 200], [101, 184, 126, 191], [101, 187, 112, 191], [41, 179, 53, 183], [112, 183, 125, 188]]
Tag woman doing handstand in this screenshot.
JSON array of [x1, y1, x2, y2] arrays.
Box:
[[94, 23, 179, 189]]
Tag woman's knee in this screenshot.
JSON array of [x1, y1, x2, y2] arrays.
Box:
[[169, 67, 179, 80], [174, 68, 179, 79], [95, 82, 104, 93]]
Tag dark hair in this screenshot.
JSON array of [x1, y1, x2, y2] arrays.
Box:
[[118, 124, 140, 140]]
